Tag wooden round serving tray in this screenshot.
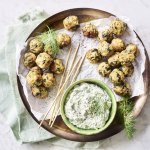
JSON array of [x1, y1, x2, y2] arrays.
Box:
[[17, 8, 150, 142]]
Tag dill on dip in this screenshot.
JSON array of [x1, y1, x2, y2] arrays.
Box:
[[118, 96, 136, 139], [38, 27, 59, 57]]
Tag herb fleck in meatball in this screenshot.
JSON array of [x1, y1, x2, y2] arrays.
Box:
[[109, 68, 125, 85], [30, 66, 42, 74], [63, 15, 79, 30], [23, 52, 36, 68], [29, 38, 44, 54], [50, 59, 65, 74], [119, 50, 135, 65], [86, 49, 101, 64], [56, 33, 71, 48], [126, 44, 139, 56], [82, 23, 98, 38], [109, 38, 125, 52], [110, 18, 127, 36], [120, 63, 134, 77], [98, 28, 113, 43], [98, 62, 111, 77], [36, 52, 53, 69], [113, 82, 131, 96], [98, 41, 113, 57], [26, 70, 42, 87], [31, 85, 48, 99], [108, 53, 120, 67], [42, 73, 56, 88]]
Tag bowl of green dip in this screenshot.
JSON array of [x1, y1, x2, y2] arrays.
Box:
[[60, 78, 117, 135]]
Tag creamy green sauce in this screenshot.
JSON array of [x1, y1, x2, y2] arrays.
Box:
[[65, 83, 112, 129]]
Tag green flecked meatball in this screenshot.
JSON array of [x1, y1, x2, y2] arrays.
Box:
[[113, 82, 131, 96], [108, 53, 120, 67], [110, 18, 127, 36], [109, 38, 125, 52], [29, 38, 44, 54], [30, 66, 42, 74], [42, 73, 56, 88], [50, 59, 65, 74], [119, 50, 135, 65], [126, 44, 139, 56], [31, 85, 48, 99], [98, 41, 113, 57], [23, 52, 36, 68], [86, 49, 101, 64], [63, 16, 79, 31], [36, 52, 53, 69], [44, 43, 53, 56], [120, 63, 134, 77], [56, 33, 71, 48], [98, 62, 111, 77], [82, 23, 98, 38], [98, 28, 113, 43], [109, 68, 125, 85], [26, 70, 42, 87]]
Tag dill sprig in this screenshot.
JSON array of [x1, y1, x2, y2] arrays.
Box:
[[38, 26, 59, 57], [118, 96, 136, 139]]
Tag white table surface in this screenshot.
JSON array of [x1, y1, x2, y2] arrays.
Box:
[[0, 0, 150, 150]]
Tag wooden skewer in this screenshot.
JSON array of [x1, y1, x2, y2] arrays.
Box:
[[48, 57, 81, 125], [68, 43, 80, 73], [49, 55, 85, 127], [50, 108, 60, 127], [38, 57, 82, 128], [48, 47, 72, 125], [58, 47, 72, 90], [71, 54, 86, 84]]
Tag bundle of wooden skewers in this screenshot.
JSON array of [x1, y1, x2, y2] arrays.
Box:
[[39, 43, 85, 128]]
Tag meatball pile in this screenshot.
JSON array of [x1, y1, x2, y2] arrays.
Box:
[[85, 18, 139, 96], [23, 38, 65, 99]]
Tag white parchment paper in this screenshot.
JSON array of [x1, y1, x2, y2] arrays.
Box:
[[16, 16, 146, 120]]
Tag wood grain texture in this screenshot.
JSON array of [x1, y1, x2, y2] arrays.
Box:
[[17, 8, 150, 142]]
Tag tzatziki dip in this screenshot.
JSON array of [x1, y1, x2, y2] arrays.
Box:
[[65, 82, 112, 129]]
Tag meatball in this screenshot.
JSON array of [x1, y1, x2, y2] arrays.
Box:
[[23, 52, 36, 68], [26, 70, 42, 87], [126, 44, 139, 56], [98, 28, 113, 43], [36, 52, 53, 69], [30, 66, 42, 74], [44, 43, 53, 56], [108, 53, 120, 67], [56, 33, 71, 48], [109, 38, 125, 52], [63, 15, 79, 30], [86, 49, 101, 64], [50, 59, 65, 74], [98, 62, 111, 77], [29, 38, 44, 54], [31, 85, 48, 99], [109, 68, 125, 85], [119, 50, 135, 65], [120, 63, 134, 77], [82, 23, 98, 38], [42, 73, 56, 88], [113, 82, 131, 96], [110, 18, 127, 36], [98, 41, 113, 57]]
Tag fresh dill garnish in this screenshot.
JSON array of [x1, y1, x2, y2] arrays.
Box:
[[37, 26, 59, 57], [118, 96, 136, 139]]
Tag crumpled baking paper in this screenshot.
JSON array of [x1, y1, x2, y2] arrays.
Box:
[[16, 16, 146, 120]]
